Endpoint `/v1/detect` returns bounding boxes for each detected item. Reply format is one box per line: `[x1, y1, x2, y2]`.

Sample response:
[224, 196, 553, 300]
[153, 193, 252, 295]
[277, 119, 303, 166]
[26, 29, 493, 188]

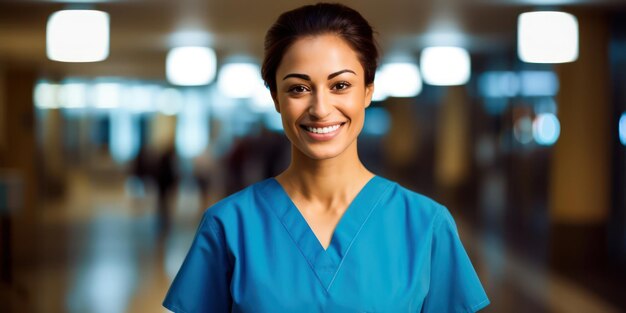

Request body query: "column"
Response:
[550, 11, 611, 269]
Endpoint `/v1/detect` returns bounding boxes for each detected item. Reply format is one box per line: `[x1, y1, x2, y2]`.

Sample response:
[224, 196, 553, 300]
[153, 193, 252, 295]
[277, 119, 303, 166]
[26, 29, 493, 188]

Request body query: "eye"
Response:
[332, 81, 352, 91]
[288, 85, 310, 95]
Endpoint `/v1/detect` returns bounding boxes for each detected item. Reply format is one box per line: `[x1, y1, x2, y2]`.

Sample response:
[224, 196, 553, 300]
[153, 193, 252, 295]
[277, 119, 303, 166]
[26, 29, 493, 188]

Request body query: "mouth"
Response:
[300, 122, 346, 134]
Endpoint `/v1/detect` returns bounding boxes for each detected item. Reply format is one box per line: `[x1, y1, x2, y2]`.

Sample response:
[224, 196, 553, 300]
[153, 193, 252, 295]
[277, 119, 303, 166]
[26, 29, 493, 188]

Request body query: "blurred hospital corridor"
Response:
[2, 0, 626, 312]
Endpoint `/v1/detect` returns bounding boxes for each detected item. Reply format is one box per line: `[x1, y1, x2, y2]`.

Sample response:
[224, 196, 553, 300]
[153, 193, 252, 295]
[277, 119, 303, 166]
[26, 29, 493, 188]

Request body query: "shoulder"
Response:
[376, 176, 449, 224]
[200, 178, 274, 225]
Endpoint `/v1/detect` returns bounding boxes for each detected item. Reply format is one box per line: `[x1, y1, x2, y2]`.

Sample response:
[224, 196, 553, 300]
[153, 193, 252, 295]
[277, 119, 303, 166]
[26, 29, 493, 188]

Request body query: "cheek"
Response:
[278, 98, 306, 119]
[351, 111, 366, 130]
[278, 105, 296, 122]
[346, 95, 368, 120]
[278, 105, 302, 135]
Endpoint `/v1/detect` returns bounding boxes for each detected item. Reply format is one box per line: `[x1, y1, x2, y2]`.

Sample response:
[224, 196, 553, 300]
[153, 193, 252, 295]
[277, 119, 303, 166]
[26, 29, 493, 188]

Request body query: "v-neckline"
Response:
[259, 175, 391, 291]
[277, 175, 376, 251]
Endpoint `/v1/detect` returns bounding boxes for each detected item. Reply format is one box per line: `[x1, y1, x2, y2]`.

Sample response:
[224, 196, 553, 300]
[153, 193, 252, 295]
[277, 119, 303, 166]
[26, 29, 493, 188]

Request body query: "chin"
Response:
[299, 145, 350, 161]
[306, 152, 340, 160]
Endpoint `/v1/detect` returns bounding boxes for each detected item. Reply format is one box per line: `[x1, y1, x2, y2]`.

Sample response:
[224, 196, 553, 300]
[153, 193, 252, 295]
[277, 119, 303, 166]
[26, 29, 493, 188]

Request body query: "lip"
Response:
[300, 121, 346, 128]
[300, 122, 346, 141]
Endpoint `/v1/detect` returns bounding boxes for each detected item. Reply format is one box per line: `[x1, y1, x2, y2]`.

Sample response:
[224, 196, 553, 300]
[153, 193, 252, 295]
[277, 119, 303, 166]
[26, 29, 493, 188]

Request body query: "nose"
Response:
[308, 90, 332, 119]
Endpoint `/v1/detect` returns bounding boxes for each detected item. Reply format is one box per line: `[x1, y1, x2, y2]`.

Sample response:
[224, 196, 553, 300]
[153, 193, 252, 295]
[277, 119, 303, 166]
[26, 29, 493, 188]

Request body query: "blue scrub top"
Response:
[163, 176, 489, 313]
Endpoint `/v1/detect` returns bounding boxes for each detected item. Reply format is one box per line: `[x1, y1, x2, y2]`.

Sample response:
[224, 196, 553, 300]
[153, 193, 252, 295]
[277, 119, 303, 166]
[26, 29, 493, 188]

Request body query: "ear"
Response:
[271, 92, 281, 113]
[364, 83, 374, 108]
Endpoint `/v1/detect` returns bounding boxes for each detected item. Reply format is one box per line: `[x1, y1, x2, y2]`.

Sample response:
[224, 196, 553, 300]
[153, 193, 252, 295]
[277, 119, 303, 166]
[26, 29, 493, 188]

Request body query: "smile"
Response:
[299, 122, 346, 141]
[304, 123, 343, 134]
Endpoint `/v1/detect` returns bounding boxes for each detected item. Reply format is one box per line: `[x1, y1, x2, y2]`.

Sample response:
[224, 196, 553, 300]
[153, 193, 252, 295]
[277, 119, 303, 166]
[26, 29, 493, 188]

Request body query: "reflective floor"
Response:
[1, 168, 623, 313]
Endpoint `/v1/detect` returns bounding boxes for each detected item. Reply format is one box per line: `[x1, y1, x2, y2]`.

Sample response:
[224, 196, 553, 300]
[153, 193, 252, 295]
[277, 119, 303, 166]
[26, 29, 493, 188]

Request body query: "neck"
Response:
[276, 141, 374, 212]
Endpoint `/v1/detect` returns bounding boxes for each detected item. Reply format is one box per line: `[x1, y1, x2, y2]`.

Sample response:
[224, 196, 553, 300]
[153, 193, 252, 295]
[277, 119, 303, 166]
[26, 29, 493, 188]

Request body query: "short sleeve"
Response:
[163, 214, 232, 313]
[421, 207, 490, 313]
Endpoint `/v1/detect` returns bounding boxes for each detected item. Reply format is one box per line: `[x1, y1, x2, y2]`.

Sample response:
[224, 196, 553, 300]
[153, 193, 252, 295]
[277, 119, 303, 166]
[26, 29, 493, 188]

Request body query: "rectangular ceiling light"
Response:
[375, 62, 422, 99]
[420, 46, 471, 86]
[217, 63, 262, 98]
[518, 11, 578, 63]
[46, 10, 110, 62]
[166, 47, 217, 86]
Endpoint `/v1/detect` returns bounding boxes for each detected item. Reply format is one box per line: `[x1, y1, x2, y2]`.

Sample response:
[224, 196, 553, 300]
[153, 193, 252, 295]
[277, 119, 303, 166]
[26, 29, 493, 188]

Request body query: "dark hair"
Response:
[261, 3, 379, 94]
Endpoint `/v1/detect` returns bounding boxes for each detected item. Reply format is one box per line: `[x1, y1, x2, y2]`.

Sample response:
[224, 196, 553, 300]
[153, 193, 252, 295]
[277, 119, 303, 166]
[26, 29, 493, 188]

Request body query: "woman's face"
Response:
[273, 34, 374, 161]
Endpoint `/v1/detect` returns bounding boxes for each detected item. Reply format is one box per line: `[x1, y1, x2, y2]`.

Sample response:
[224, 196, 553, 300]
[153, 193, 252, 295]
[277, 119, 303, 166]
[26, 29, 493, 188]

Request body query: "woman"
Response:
[163, 3, 489, 312]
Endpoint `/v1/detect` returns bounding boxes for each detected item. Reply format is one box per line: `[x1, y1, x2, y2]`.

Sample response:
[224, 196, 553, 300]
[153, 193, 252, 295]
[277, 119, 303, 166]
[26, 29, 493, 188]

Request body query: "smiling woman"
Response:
[274, 34, 372, 160]
[163, 3, 489, 313]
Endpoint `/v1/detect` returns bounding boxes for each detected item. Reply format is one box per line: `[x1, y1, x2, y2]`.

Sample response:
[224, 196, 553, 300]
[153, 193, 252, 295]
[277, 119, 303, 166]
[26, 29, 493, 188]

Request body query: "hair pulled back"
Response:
[261, 3, 379, 94]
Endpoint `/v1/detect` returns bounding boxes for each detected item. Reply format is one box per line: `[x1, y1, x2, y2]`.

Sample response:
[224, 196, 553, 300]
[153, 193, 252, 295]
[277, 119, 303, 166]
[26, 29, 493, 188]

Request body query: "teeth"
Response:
[305, 124, 341, 134]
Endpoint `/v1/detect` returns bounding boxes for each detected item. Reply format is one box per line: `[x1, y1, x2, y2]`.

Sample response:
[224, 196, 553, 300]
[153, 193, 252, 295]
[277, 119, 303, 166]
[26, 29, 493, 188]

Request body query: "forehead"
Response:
[276, 34, 364, 78]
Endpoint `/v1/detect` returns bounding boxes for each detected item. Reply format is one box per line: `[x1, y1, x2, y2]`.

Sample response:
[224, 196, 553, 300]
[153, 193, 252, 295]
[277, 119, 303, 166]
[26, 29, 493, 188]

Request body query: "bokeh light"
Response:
[374, 62, 422, 98]
[478, 71, 520, 98]
[58, 81, 88, 109]
[533, 113, 561, 146]
[33, 81, 60, 109]
[217, 63, 263, 99]
[362, 107, 391, 136]
[514, 116, 534, 145]
[175, 90, 208, 158]
[46, 10, 110, 62]
[166, 47, 217, 86]
[92, 82, 122, 109]
[519, 71, 559, 97]
[518, 11, 578, 63]
[420, 46, 471, 86]
[156, 88, 183, 116]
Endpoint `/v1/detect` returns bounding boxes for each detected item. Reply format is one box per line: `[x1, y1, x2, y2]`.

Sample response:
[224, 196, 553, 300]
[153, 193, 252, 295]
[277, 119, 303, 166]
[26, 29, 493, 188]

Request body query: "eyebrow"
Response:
[282, 69, 357, 81]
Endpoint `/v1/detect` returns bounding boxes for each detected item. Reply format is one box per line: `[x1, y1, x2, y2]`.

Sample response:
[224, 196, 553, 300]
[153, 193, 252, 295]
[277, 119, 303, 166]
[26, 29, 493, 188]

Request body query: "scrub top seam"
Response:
[257, 181, 332, 295]
[469, 298, 490, 312]
[432, 204, 447, 234]
[165, 303, 189, 313]
[206, 216, 234, 271]
[325, 182, 394, 291]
